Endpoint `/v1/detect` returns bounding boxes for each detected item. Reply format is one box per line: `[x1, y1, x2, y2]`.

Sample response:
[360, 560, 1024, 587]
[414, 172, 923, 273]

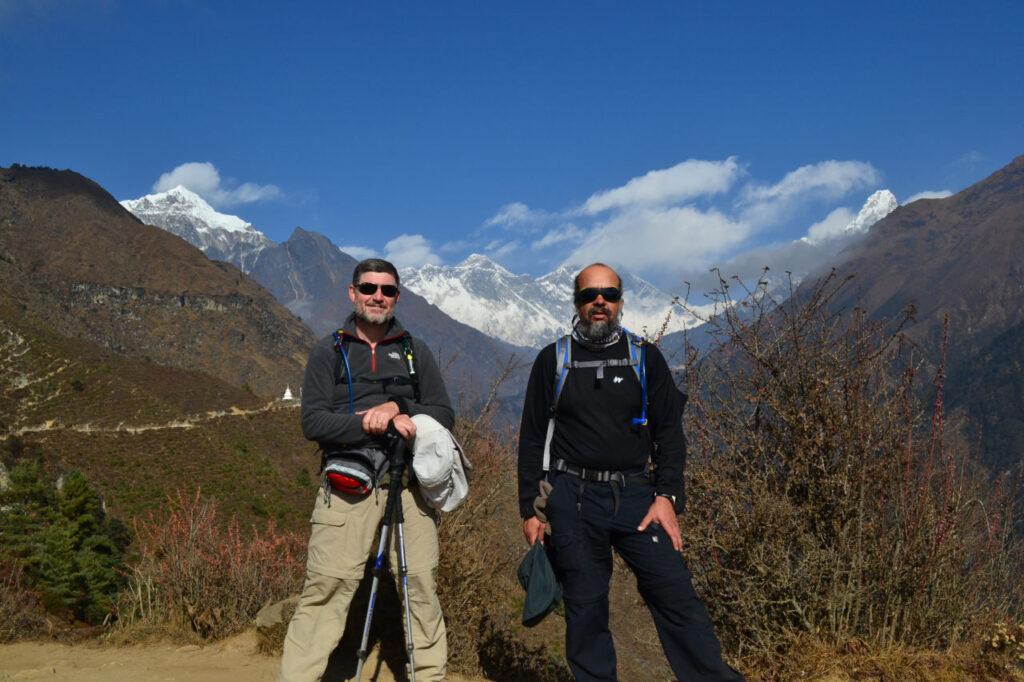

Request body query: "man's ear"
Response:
[348, 284, 357, 304]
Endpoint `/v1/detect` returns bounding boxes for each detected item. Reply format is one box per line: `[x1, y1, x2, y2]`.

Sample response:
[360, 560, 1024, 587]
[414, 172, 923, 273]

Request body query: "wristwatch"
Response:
[656, 492, 677, 506]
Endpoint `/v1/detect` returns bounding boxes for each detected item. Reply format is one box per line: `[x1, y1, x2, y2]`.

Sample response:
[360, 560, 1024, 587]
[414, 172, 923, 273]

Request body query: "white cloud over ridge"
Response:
[905, 189, 952, 203]
[339, 245, 378, 261]
[564, 206, 750, 274]
[484, 202, 546, 227]
[738, 160, 881, 227]
[385, 234, 441, 269]
[582, 157, 743, 214]
[466, 155, 885, 293]
[153, 162, 281, 207]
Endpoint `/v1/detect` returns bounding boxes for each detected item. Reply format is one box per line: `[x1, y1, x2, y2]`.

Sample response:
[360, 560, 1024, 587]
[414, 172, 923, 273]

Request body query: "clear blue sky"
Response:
[3, 1, 1022, 292]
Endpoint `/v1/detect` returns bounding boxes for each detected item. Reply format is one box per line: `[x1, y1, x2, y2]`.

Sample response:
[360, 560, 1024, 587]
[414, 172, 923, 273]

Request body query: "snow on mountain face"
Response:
[401, 255, 697, 348]
[845, 190, 898, 236]
[120, 186, 273, 271]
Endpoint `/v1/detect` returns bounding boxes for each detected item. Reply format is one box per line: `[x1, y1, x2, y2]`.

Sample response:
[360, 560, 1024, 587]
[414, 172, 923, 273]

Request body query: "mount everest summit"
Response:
[119, 185, 898, 350]
[400, 256, 697, 348]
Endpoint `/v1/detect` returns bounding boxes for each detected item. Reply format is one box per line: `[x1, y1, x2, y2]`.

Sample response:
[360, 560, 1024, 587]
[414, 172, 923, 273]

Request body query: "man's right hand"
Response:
[523, 516, 546, 546]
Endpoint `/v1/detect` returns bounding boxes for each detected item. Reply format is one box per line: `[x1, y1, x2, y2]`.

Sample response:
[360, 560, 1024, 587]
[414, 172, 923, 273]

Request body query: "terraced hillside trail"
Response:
[0, 629, 484, 682]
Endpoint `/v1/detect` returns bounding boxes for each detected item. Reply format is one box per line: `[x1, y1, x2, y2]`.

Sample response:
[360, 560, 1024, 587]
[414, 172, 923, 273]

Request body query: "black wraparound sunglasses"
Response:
[574, 287, 621, 304]
[355, 282, 399, 298]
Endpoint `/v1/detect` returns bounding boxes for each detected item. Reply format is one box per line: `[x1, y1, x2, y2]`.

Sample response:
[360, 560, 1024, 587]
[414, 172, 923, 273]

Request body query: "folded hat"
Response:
[517, 541, 562, 627]
[410, 414, 471, 512]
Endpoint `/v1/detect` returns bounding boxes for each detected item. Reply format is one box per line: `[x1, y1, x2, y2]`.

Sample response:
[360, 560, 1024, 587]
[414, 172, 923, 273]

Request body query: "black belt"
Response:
[552, 458, 650, 515]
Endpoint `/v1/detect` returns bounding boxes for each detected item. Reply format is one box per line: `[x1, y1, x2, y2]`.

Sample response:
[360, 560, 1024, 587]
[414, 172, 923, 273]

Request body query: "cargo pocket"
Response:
[545, 476, 583, 575]
[306, 492, 370, 579]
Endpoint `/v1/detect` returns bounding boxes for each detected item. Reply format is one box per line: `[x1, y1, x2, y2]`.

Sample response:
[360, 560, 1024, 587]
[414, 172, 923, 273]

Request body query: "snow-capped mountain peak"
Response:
[846, 189, 898, 236]
[401, 256, 696, 348]
[120, 186, 273, 271]
[122, 185, 254, 234]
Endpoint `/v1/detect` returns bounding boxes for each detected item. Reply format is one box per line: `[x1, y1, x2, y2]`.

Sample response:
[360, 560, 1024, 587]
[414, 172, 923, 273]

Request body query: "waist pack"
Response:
[321, 446, 389, 496]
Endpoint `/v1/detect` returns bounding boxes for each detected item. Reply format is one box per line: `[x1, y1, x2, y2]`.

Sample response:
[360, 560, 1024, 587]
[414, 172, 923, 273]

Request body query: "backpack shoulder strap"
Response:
[625, 330, 648, 426]
[332, 330, 355, 414]
[400, 331, 422, 403]
[543, 335, 572, 473]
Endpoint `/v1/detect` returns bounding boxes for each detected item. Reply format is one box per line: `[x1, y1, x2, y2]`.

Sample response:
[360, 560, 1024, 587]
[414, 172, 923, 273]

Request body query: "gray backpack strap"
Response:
[543, 335, 572, 473]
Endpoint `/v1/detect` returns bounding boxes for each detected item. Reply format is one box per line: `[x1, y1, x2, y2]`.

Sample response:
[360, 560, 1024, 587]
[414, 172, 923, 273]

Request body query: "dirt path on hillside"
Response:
[0, 630, 481, 682]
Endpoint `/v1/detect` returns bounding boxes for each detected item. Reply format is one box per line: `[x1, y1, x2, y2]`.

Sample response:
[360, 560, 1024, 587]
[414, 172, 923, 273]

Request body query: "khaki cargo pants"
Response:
[277, 486, 446, 682]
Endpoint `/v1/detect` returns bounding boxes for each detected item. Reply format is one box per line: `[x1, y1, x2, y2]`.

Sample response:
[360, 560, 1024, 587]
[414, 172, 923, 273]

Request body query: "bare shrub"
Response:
[116, 488, 306, 640]
[679, 270, 1024, 669]
[0, 560, 48, 642]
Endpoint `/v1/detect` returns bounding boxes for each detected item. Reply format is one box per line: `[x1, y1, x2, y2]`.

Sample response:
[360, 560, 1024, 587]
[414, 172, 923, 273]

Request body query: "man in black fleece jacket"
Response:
[518, 263, 743, 681]
[278, 258, 454, 682]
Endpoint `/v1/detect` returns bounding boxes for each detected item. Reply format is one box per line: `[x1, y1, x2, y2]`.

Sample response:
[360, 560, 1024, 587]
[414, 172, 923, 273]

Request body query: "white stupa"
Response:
[282, 386, 294, 401]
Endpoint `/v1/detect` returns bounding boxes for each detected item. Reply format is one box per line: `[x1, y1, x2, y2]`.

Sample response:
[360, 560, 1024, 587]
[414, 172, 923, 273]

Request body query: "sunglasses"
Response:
[355, 282, 399, 298]
[574, 287, 621, 304]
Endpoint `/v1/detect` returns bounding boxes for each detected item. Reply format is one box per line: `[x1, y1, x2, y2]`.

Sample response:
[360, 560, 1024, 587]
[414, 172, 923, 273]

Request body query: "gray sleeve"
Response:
[300, 338, 367, 445]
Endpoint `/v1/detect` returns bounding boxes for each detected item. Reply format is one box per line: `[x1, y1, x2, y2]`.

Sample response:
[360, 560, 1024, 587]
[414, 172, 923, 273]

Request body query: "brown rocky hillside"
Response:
[0, 165, 316, 398]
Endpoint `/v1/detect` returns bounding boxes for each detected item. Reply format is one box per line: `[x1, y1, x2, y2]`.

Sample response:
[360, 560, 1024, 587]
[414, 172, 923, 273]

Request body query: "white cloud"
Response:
[384, 234, 441, 269]
[532, 223, 586, 249]
[739, 160, 881, 227]
[582, 157, 742, 214]
[339, 245, 378, 261]
[484, 202, 546, 228]
[564, 205, 750, 275]
[804, 206, 856, 243]
[153, 162, 281, 207]
[486, 240, 520, 259]
[905, 189, 952, 204]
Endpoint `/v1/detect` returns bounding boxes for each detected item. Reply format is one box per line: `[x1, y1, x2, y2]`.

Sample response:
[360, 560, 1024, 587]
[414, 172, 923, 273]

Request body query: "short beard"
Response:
[576, 307, 622, 344]
[355, 306, 394, 327]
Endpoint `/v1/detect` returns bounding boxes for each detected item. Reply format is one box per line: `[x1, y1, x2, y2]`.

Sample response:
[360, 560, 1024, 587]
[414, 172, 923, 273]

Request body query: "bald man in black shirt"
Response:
[518, 263, 743, 682]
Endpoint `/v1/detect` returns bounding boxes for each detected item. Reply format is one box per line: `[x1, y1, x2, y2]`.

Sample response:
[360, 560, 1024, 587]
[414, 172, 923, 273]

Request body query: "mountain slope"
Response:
[816, 155, 1024, 471]
[0, 165, 316, 398]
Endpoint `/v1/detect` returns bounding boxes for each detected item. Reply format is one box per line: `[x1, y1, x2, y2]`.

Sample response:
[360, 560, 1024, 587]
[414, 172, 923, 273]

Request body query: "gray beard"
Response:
[355, 307, 394, 327]
[575, 309, 622, 344]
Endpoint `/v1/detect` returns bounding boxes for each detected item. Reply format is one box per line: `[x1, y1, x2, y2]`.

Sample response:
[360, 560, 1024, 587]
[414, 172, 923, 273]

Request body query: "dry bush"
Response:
[0, 560, 48, 642]
[436, 355, 572, 679]
[679, 270, 1024, 670]
[116, 488, 306, 640]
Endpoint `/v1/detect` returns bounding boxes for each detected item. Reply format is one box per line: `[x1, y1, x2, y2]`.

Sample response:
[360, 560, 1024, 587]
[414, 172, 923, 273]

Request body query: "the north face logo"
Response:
[388, 351, 401, 360]
[613, 376, 624, 384]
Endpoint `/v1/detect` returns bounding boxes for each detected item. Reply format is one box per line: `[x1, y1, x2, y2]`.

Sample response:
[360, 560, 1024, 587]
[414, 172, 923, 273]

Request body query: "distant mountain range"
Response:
[400, 255, 698, 348]
[120, 187, 534, 397]
[120, 186, 699, 348]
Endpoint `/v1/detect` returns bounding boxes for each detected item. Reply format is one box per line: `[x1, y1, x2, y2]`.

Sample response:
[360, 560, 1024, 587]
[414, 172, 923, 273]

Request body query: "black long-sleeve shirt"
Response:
[301, 314, 454, 448]
[517, 335, 687, 518]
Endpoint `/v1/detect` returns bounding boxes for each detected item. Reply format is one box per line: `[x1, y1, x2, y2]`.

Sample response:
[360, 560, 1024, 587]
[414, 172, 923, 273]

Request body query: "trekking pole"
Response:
[355, 435, 403, 682]
[354, 430, 417, 682]
[391, 447, 417, 682]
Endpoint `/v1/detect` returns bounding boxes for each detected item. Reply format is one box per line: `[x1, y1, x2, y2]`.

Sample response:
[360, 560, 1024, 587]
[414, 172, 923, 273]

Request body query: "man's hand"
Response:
[391, 413, 416, 439]
[358, 401, 400, 435]
[523, 516, 546, 546]
[637, 496, 682, 551]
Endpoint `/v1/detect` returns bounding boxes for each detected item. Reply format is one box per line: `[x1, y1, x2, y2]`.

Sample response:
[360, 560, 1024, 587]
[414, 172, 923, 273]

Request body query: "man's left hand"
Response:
[637, 496, 682, 551]
[358, 401, 401, 435]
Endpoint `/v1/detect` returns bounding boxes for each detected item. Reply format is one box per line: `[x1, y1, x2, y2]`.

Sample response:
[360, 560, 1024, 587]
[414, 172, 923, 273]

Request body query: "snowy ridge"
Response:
[401, 255, 696, 348]
[121, 186, 273, 271]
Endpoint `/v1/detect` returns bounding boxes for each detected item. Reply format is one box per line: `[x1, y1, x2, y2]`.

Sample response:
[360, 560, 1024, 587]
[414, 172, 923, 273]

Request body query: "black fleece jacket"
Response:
[517, 335, 687, 518]
[301, 314, 454, 448]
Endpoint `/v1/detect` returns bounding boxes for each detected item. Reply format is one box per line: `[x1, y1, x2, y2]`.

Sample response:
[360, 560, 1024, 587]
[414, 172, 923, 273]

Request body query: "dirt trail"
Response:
[0, 630, 481, 682]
